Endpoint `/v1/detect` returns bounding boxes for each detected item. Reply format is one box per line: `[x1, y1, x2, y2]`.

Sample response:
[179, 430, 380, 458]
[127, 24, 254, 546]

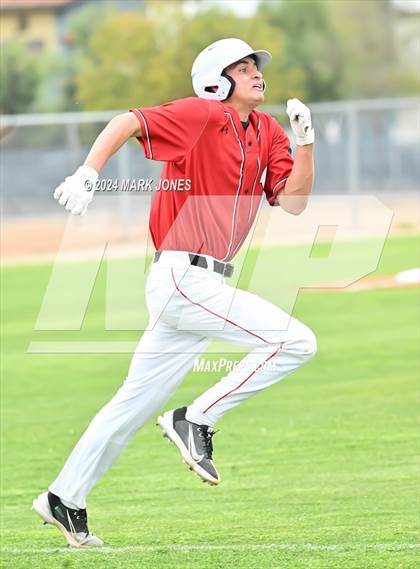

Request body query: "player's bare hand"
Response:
[53, 165, 98, 216]
[286, 98, 315, 146]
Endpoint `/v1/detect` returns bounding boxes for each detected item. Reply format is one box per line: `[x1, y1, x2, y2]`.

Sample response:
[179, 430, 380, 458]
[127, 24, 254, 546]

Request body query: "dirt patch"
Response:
[1, 214, 148, 266]
[1, 194, 419, 267]
[307, 274, 419, 292]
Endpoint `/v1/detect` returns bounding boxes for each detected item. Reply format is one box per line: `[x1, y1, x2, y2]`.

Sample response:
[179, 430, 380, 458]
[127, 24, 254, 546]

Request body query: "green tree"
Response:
[260, 0, 342, 102]
[260, 0, 417, 101]
[327, 0, 405, 99]
[59, 2, 117, 110]
[158, 6, 305, 104]
[75, 4, 305, 110]
[0, 42, 41, 114]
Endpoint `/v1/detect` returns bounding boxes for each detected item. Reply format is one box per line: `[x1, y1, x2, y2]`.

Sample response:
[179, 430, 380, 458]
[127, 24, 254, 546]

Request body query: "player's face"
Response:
[224, 57, 264, 107]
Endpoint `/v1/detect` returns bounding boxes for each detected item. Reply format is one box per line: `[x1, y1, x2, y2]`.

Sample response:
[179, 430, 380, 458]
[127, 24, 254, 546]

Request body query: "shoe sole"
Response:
[157, 411, 220, 486]
[32, 493, 102, 549]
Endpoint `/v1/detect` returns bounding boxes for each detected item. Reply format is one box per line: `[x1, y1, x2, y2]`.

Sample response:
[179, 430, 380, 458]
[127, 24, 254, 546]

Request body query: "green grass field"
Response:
[1, 236, 419, 569]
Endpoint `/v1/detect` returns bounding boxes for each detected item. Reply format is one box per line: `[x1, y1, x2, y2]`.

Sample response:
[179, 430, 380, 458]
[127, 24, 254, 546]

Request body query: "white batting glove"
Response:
[53, 165, 98, 216]
[286, 98, 315, 146]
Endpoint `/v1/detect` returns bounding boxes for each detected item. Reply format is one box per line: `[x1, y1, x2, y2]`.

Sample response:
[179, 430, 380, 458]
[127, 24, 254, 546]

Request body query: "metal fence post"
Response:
[117, 143, 131, 240]
[348, 103, 360, 229]
[0, 99, 418, 221]
[66, 122, 81, 171]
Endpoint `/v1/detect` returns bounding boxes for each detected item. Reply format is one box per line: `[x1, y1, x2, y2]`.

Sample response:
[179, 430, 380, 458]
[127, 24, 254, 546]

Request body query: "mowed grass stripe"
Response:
[1, 543, 419, 554]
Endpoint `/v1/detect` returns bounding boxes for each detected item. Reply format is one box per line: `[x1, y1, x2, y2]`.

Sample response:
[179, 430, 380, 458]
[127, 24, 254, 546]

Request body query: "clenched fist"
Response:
[53, 165, 98, 216]
[286, 98, 315, 146]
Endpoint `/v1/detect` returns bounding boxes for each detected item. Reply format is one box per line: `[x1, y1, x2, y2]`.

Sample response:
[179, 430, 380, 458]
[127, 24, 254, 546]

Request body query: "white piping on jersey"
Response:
[136, 109, 153, 159]
[230, 156, 261, 259]
[221, 112, 245, 262]
[272, 176, 289, 193]
[230, 191, 265, 260]
[230, 117, 262, 259]
[248, 116, 261, 224]
[247, 156, 261, 223]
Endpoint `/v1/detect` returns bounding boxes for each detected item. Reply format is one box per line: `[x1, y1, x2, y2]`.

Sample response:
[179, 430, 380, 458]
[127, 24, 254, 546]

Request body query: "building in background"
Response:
[0, 0, 140, 53]
[0, 0, 144, 112]
[0, 0, 84, 53]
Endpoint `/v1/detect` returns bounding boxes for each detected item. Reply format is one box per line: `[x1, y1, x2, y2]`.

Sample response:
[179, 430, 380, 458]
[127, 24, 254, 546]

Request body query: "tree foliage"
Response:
[260, 0, 342, 101]
[0, 42, 41, 114]
[75, 6, 305, 110]
[261, 0, 418, 101]
[2, 0, 418, 113]
[58, 2, 117, 110]
[327, 0, 400, 99]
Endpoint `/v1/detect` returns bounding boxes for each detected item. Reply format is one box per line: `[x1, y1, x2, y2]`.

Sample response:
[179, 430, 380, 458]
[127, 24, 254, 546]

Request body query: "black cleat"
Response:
[157, 407, 221, 485]
[32, 491, 103, 548]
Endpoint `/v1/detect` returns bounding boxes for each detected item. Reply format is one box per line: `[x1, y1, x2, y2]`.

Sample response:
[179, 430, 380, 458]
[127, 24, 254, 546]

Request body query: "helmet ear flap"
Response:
[219, 73, 265, 99]
[221, 72, 236, 100]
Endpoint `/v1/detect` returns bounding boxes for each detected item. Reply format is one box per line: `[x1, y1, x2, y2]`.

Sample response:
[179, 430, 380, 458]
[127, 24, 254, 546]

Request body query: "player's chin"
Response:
[250, 90, 264, 104]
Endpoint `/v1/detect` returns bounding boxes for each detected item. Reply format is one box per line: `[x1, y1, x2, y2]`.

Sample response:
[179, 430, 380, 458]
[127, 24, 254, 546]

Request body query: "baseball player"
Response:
[33, 38, 316, 548]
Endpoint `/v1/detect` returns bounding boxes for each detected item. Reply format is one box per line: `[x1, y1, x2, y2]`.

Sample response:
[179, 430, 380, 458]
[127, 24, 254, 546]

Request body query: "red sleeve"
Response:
[129, 97, 211, 162]
[263, 117, 294, 207]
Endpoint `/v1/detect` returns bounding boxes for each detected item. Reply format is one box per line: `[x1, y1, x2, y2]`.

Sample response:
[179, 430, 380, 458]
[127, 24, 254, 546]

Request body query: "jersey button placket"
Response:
[243, 132, 253, 195]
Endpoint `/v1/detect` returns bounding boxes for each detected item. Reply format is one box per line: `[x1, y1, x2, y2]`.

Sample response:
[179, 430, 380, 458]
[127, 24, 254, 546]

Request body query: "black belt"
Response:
[154, 251, 234, 278]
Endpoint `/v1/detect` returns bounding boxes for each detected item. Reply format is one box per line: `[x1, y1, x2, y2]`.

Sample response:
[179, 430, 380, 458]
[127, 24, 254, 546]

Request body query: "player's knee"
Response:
[282, 324, 317, 361]
[300, 327, 317, 360]
[265, 321, 317, 360]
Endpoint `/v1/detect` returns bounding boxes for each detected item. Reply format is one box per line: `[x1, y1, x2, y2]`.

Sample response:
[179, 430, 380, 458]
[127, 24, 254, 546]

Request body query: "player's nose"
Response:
[252, 68, 263, 80]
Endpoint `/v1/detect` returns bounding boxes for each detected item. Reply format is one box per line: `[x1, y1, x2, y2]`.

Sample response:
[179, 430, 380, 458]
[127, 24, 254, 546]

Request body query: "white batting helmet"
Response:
[191, 38, 272, 101]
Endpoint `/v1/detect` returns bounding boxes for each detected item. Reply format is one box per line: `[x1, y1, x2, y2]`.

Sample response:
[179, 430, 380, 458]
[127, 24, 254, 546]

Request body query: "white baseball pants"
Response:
[49, 251, 317, 508]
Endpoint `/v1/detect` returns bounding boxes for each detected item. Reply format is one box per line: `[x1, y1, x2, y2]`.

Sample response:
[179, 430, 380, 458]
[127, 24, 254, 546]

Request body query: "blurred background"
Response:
[0, 0, 419, 262]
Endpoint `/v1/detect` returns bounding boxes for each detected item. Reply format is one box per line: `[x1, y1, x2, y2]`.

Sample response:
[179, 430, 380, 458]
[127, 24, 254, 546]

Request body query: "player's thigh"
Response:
[154, 267, 312, 349]
[127, 318, 210, 381]
[214, 285, 313, 348]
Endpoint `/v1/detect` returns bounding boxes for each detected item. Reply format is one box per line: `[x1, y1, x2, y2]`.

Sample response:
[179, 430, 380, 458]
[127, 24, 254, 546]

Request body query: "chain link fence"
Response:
[1, 98, 419, 218]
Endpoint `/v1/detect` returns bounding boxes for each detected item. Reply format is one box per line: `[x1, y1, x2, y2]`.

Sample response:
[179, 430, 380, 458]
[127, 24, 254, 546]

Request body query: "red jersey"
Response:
[130, 98, 293, 262]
